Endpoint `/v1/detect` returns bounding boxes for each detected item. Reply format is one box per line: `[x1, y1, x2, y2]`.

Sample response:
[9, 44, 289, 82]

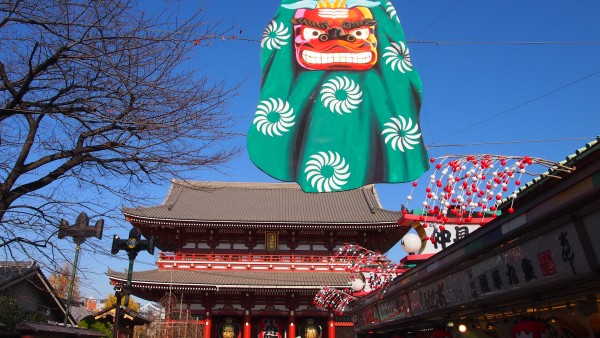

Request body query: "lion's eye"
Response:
[349, 28, 370, 39]
[302, 27, 325, 40]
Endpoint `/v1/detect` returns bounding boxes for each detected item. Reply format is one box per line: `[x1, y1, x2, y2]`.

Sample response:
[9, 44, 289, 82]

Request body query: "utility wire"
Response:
[427, 137, 598, 149]
[408, 0, 465, 40]
[194, 34, 600, 46]
[428, 69, 600, 146]
[409, 40, 600, 46]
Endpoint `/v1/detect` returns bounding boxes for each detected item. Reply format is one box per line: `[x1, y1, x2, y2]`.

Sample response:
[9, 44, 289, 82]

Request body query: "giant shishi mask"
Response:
[292, 6, 378, 70]
[247, 0, 430, 193]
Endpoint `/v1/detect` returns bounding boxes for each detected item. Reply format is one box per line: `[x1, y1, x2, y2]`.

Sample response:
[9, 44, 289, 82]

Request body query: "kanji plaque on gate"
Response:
[266, 231, 278, 254]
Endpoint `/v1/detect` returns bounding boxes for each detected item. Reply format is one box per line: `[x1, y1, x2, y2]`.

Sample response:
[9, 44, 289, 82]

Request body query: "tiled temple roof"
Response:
[122, 180, 402, 225]
[107, 268, 354, 289]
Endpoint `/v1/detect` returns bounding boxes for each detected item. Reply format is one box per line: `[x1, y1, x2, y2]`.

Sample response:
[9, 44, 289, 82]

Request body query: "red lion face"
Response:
[291, 7, 378, 71]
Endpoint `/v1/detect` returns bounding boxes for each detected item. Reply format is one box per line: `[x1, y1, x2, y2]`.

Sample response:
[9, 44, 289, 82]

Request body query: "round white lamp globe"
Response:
[401, 233, 422, 254]
[351, 278, 365, 292]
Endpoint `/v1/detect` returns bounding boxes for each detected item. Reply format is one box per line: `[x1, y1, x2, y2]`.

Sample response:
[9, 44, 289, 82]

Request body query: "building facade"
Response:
[108, 181, 407, 338]
[0, 261, 74, 326]
[347, 137, 600, 337]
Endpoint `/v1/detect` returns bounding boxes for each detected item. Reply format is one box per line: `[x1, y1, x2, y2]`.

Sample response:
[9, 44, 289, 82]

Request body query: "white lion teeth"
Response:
[320, 76, 363, 114]
[304, 151, 350, 192]
[381, 115, 422, 152]
[301, 50, 373, 65]
[317, 9, 350, 19]
[253, 98, 296, 137]
[383, 41, 413, 73]
[261, 20, 290, 50]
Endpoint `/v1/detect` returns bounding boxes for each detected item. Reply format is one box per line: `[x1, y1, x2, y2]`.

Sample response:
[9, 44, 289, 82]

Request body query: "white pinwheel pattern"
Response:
[261, 20, 290, 50]
[383, 41, 413, 73]
[253, 98, 296, 137]
[304, 151, 351, 192]
[382, 115, 422, 152]
[320, 76, 363, 114]
[385, 2, 400, 22]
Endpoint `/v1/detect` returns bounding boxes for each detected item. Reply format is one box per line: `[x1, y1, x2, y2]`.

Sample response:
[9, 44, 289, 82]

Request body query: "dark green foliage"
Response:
[79, 315, 113, 338]
[0, 295, 48, 332]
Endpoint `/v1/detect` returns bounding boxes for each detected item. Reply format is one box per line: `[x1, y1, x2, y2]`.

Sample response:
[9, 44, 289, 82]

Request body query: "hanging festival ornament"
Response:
[396, 154, 574, 249]
[314, 243, 406, 314]
[313, 287, 357, 315]
[402, 154, 572, 230]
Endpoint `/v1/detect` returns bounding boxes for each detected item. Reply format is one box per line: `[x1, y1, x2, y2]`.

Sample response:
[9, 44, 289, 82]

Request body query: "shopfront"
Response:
[348, 138, 600, 337]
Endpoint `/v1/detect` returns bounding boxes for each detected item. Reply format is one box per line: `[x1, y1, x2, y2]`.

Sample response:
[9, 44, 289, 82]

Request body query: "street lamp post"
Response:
[110, 227, 154, 337]
[112, 285, 124, 338]
[58, 212, 104, 327]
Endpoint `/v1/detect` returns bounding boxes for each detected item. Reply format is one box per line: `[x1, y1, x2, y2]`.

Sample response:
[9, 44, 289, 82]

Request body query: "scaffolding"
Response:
[142, 293, 204, 338]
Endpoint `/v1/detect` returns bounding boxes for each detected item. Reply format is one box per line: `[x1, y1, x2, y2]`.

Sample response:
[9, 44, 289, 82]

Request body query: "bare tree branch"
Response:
[0, 0, 242, 268]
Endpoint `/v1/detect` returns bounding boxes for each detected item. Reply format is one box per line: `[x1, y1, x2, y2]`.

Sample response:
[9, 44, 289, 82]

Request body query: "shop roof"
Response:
[500, 135, 600, 206]
[16, 321, 106, 337]
[0, 261, 38, 288]
[0, 261, 76, 326]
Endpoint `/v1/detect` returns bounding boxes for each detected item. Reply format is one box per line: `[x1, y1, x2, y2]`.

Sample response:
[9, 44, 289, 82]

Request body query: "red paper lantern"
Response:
[511, 319, 547, 338]
[431, 329, 452, 338]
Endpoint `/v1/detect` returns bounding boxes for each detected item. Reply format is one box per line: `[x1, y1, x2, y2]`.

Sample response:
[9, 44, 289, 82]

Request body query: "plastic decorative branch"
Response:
[313, 244, 403, 314]
[406, 154, 573, 225]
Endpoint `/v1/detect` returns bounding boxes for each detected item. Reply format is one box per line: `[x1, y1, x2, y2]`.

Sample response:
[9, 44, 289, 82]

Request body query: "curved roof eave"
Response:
[121, 181, 403, 224]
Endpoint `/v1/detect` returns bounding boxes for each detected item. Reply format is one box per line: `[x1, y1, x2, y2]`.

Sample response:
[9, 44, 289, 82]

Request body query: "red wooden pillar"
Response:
[204, 316, 212, 338]
[327, 316, 335, 338]
[244, 313, 252, 338]
[288, 312, 296, 338]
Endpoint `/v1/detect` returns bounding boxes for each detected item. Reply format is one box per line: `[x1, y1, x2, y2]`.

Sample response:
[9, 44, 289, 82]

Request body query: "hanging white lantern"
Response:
[401, 233, 422, 254]
[351, 278, 365, 292]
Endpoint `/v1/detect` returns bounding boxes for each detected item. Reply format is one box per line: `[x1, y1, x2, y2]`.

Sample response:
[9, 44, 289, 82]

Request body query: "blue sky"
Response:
[77, 0, 600, 301]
